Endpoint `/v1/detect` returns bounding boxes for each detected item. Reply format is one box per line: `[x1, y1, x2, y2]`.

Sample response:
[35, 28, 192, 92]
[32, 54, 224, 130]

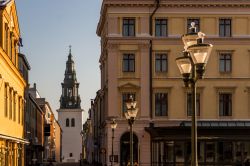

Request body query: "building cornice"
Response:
[102, 0, 250, 7]
[97, 0, 250, 36]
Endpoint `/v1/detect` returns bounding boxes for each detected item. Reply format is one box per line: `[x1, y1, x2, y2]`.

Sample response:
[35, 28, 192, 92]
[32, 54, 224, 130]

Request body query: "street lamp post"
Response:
[110, 119, 117, 166]
[124, 96, 138, 166]
[176, 22, 213, 166]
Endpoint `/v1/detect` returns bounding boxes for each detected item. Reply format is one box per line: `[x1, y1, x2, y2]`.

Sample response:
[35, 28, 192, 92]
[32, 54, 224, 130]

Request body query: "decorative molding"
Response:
[106, 42, 119, 50]
[216, 50, 235, 53]
[118, 82, 140, 90]
[102, 1, 250, 9]
[182, 86, 205, 93]
[108, 33, 122, 37]
[138, 42, 150, 50]
[214, 86, 237, 92]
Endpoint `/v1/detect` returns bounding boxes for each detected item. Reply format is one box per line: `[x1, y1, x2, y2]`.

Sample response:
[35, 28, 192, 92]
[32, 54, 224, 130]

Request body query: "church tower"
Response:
[57, 47, 83, 162]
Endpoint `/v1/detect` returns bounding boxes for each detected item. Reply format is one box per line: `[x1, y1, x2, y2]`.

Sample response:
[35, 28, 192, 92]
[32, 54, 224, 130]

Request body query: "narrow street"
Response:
[55, 162, 80, 166]
[53, 162, 93, 166]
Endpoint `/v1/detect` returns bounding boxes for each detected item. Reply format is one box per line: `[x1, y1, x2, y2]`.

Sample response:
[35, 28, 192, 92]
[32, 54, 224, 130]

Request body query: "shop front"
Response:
[146, 121, 250, 166]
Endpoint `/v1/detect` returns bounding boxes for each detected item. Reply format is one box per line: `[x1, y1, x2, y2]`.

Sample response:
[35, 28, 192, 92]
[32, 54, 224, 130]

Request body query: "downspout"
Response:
[149, 0, 160, 119]
[149, 1, 160, 166]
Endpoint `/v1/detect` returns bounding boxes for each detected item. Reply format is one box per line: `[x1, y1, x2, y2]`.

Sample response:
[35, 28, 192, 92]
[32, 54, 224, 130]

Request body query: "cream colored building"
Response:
[0, 0, 27, 165]
[91, 0, 250, 166]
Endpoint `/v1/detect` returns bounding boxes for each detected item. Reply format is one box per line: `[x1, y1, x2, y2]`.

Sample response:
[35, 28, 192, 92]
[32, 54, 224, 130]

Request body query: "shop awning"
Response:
[145, 121, 250, 141]
[0, 134, 30, 144]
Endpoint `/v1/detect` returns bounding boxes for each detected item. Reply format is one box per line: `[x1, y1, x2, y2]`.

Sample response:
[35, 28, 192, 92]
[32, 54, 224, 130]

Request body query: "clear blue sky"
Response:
[16, 0, 102, 122]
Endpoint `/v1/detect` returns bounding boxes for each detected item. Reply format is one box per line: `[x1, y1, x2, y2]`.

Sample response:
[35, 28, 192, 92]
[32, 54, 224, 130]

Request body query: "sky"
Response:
[15, 0, 102, 122]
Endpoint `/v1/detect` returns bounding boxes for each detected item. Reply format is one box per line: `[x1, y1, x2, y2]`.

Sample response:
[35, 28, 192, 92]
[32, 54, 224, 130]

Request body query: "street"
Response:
[54, 162, 80, 166]
[52, 162, 94, 166]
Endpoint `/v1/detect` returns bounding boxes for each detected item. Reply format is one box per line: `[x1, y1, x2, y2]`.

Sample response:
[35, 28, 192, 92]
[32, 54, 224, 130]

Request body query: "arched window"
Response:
[66, 118, 69, 127]
[71, 118, 75, 127]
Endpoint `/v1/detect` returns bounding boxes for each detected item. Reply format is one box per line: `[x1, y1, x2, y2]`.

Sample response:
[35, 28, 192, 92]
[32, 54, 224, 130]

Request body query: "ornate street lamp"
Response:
[124, 96, 138, 166]
[110, 119, 117, 166]
[176, 22, 213, 166]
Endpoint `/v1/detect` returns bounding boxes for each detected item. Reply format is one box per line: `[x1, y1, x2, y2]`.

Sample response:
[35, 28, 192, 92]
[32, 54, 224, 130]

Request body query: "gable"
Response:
[118, 82, 140, 90]
[2, 0, 20, 37]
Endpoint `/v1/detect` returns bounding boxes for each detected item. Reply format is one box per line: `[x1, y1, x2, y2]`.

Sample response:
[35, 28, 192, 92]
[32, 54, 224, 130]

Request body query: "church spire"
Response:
[68, 45, 72, 59]
[60, 46, 81, 109]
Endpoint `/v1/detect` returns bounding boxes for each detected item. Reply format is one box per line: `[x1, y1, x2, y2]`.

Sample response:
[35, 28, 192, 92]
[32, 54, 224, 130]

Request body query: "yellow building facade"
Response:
[0, 0, 27, 166]
[93, 0, 250, 165]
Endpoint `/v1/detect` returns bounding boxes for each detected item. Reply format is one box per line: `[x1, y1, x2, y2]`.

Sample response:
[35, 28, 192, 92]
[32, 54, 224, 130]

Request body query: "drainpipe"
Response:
[149, 0, 160, 119]
[149, 1, 160, 166]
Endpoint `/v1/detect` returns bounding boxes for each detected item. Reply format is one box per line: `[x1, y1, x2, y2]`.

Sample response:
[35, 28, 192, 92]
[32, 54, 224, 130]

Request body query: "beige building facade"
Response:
[92, 0, 250, 166]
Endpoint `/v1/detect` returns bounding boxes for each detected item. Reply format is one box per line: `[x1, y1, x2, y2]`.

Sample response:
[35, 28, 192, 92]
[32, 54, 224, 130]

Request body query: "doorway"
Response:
[120, 132, 138, 166]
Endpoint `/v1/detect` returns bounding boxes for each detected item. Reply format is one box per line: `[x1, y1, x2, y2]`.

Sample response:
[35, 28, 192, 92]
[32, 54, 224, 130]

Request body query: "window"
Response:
[4, 23, 8, 52]
[217, 142, 233, 161]
[219, 19, 231, 37]
[122, 93, 136, 113]
[155, 93, 168, 116]
[155, 53, 167, 72]
[14, 41, 17, 66]
[123, 18, 135, 36]
[9, 88, 12, 119]
[18, 97, 21, 123]
[187, 93, 200, 116]
[69, 153, 73, 157]
[219, 93, 232, 116]
[4, 84, 8, 117]
[155, 19, 168, 37]
[21, 99, 24, 125]
[187, 18, 200, 32]
[10, 33, 12, 60]
[66, 118, 69, 127]
[13, 92, 16, 121]
[71, 118, 75, 127]
[123, 54, 135, 72]
[219, 53, 232, 72]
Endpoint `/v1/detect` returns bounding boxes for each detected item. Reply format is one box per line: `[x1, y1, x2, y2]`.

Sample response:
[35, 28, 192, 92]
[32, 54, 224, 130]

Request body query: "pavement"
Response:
[39, 161, 94, 166]
[53, 162, 92, 166]
[54, 162, 80, 166]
